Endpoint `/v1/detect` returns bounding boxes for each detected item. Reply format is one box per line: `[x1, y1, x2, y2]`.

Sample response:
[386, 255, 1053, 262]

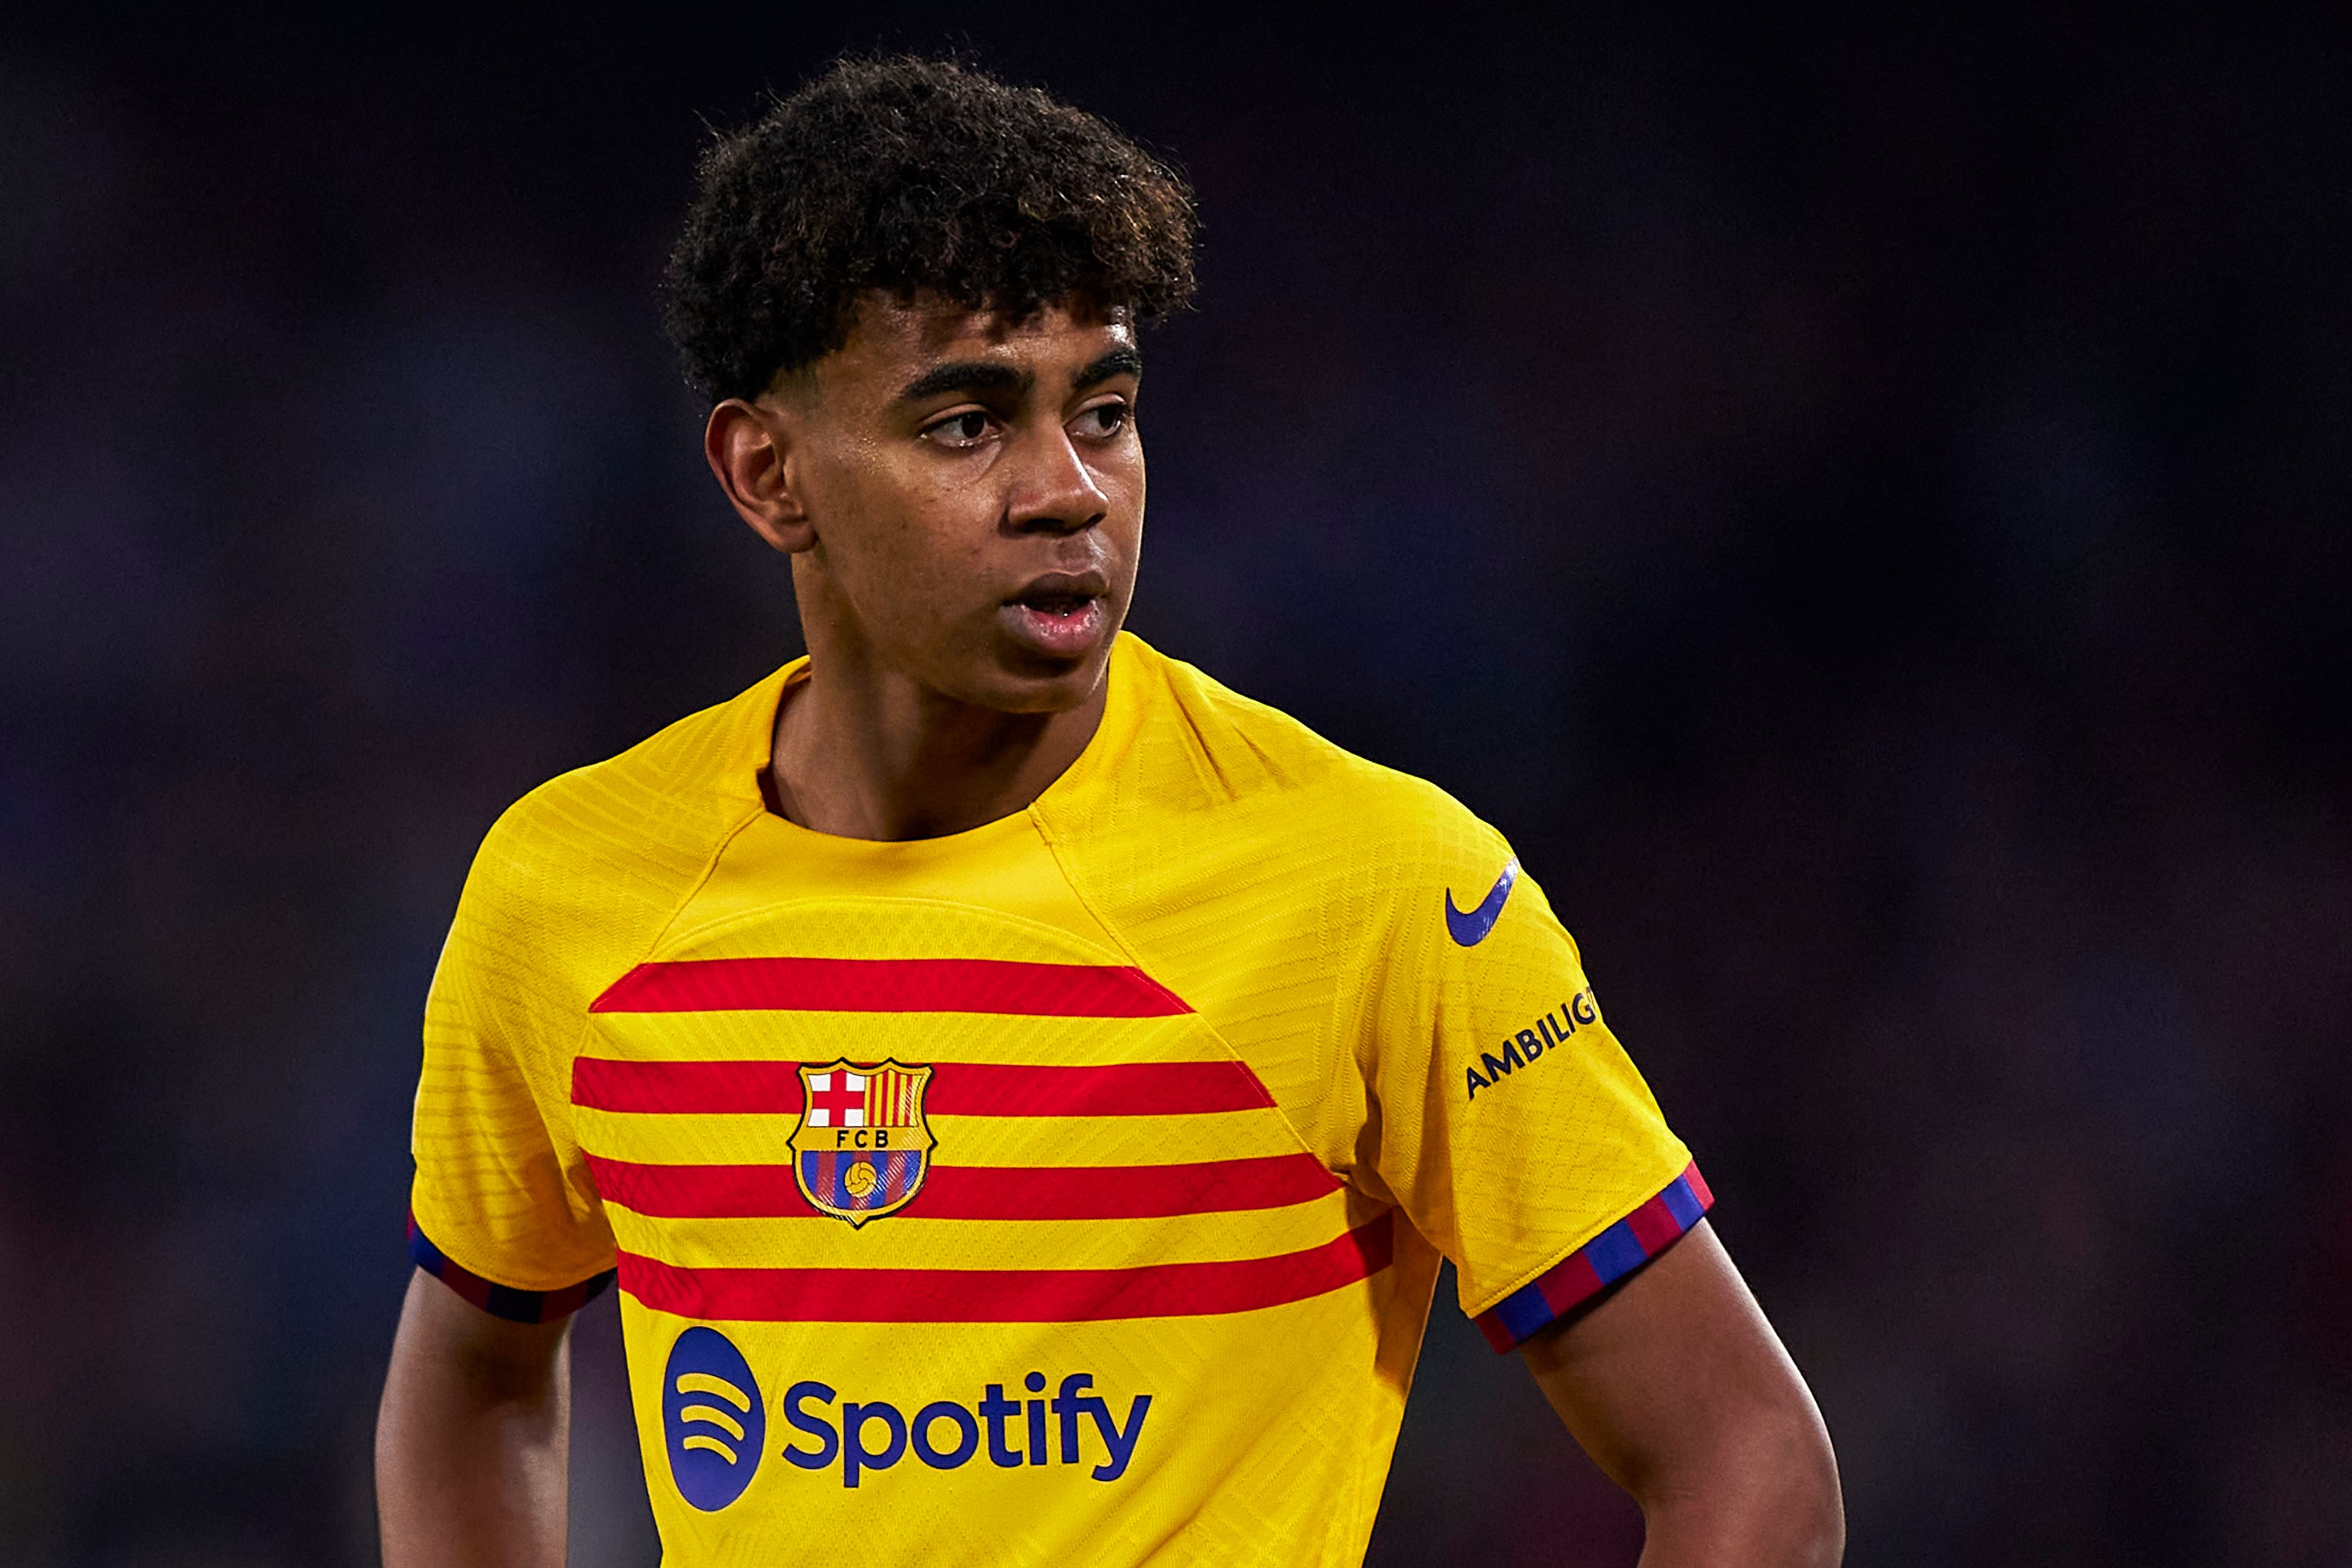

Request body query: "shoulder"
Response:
[451, 670, 782, 978]
[1111, 637, 1511, 885]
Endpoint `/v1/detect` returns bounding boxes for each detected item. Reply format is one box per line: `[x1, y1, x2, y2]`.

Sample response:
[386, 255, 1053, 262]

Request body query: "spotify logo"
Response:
[662, 1326, 765, 1510]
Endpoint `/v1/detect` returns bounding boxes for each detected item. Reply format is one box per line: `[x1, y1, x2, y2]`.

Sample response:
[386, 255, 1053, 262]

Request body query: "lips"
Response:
[1002, 570, 1111, 660]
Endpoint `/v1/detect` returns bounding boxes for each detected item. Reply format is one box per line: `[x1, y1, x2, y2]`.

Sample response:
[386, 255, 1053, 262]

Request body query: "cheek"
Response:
[1099, 452, 1147, 556]
[1095, 434, 1145, 493]
[831, 466, 995, 610]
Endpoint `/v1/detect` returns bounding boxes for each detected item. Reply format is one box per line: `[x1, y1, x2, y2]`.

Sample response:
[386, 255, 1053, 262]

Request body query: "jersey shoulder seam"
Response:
[1024, 801, 1343, 1182]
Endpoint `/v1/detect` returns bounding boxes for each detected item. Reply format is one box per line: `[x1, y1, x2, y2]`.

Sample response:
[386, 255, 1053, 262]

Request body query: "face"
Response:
[717, 295, 1145, 714]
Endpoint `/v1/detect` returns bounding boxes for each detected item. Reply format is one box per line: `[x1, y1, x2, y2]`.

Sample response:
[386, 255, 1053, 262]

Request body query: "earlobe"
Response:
[706, 398, 817, 554]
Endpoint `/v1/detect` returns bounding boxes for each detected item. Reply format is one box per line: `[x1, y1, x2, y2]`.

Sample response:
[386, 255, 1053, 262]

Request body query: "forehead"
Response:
[811, 294, 1136, 399]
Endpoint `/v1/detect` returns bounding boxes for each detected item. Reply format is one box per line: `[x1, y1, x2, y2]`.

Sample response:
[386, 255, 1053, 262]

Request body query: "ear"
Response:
[704, 397, 817, 554]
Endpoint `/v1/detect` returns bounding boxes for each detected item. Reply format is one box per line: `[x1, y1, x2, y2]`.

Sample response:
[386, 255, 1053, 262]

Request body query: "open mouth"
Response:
[1003, 572, 1110, 657]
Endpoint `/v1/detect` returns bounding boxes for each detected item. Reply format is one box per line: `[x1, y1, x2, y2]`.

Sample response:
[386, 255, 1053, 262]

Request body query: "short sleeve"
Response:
[406, 835, 617, 1323]
[1362, 831, 1710, 1351]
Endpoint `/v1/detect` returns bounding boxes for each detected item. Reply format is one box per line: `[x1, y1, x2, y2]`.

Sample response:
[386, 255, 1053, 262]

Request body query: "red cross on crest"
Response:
[807, 1076, 867, 1126]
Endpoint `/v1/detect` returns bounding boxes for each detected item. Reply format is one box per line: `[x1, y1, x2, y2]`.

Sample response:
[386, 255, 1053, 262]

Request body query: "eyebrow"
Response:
[897, 360, 1029, 403]
[1071, 345, 1145, 391]
[894, 344, 1144, 405]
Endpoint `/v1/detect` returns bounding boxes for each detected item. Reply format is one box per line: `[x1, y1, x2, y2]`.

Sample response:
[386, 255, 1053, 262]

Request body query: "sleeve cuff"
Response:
[406, 1209, 616, 1324]
[1474, 1161, 1714, 1352]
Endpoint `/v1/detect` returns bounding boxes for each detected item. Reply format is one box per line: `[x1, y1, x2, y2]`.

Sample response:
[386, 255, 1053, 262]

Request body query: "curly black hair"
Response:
[662, 56, 1199, 404]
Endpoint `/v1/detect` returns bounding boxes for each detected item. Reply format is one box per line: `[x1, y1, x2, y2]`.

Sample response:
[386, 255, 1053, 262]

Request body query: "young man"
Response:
[376, 57, 1842, 1567]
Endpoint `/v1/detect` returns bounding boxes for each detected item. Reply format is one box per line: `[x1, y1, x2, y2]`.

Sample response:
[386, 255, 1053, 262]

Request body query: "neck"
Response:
[767, 655, 1108, 841]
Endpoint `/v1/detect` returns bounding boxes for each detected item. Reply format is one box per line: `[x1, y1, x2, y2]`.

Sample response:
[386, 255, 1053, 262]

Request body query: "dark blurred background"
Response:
[4, 8, 2348, 1564]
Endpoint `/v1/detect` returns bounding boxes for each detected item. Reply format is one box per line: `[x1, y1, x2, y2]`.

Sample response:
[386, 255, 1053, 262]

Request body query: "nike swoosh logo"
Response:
[1445, 858, 1519, 947]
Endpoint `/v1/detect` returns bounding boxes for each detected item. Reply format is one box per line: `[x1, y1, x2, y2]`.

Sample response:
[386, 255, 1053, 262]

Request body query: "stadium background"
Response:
[4, 9, 2347, 1564]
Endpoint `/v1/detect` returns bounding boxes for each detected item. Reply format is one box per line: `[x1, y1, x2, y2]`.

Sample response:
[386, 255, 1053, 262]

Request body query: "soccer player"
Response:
[376, 56, 1842, 1567]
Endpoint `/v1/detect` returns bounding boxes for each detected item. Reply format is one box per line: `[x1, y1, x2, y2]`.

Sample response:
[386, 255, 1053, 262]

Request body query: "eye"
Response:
[1073, 400, 1130, 440]
[920, 409, 997, 447]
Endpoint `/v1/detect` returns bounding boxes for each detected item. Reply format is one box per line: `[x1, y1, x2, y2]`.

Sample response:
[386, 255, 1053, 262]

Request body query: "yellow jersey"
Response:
[407, 633, 1706, 1566]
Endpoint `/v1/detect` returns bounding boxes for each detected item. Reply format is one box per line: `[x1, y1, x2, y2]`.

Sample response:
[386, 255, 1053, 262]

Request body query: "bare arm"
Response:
[376, 1270, 573, 1568]
[1521, 1219, 1843, 1566]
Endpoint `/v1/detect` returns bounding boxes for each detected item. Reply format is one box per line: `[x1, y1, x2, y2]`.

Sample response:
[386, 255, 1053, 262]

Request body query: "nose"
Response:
[1005, 423, 1110, 536]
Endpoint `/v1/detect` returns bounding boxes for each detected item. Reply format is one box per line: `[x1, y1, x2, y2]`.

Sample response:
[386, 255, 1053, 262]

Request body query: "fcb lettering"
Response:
[781, 1372, 1152, 1487]
[1465, 988, 1599, 1101]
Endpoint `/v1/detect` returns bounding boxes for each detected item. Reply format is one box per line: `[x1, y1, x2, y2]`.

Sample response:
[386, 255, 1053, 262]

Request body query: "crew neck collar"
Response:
[717, 633, 1147, 847]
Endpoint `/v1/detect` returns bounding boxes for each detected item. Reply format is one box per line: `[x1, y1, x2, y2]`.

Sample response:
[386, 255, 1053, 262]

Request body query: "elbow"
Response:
[1790, 1418, 1846, 1566]
[1742, 1403, 1846, 1566]
[1635, 1400, 1845, 1566]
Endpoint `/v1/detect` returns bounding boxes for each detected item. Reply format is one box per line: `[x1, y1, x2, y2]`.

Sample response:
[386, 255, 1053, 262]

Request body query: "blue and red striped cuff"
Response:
[407, 1211, 616, 1324]
[1475, 1162, 1714, 1352]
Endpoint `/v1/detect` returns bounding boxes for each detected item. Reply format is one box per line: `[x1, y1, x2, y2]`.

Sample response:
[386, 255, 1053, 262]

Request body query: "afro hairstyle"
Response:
[662, 56, 1199, 404]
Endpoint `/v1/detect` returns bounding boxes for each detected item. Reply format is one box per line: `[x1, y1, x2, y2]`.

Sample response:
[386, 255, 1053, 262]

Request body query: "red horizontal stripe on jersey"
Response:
[944, 1060, 1275, 1116]
[570, 1058, 1275, 1116]
[584, 1151, 1343, 1221]
[614, 1211, 1393, 1323]
[916, 1155, 1339, 1219]
[591, 957, 1191, 1017]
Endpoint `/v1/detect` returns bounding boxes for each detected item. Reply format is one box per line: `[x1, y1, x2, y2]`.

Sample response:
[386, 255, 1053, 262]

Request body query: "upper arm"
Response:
[1351, 799, 1837, 1553]
[1356, 812, 1705, 1343]
[407, 814, 618, 1315]
[377, 1262, 574, 1568]
[1521, 1221, 1842, 1556]
[388, 1266, 573, 1400]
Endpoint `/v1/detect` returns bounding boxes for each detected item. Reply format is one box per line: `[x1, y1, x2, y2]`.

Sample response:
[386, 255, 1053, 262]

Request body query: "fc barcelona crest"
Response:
[789, 1059, 936, 1227]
